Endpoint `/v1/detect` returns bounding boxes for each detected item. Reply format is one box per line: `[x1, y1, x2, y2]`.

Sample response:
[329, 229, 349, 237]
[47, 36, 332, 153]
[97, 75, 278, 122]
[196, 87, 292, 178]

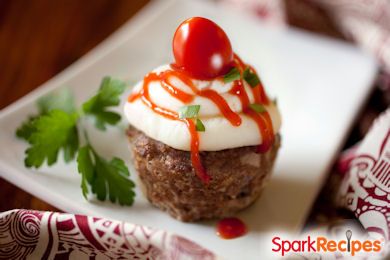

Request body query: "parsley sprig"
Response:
[82, 77, 125, 130]
[16, 88, 75, 141]
[77, 143, 135, 205]
[16, 77, 136, 206]
[25, 110, 79, 167]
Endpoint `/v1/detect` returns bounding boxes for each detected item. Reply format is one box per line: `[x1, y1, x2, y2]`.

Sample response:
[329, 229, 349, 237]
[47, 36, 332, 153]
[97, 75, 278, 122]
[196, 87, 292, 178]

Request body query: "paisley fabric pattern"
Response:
[0, 210, 42, 259]
[338, 109, 390, 241]
[0, 210, 216, 260]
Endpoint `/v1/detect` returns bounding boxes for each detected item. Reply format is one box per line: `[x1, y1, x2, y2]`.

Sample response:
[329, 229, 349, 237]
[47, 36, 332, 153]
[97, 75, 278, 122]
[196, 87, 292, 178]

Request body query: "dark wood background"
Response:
[0, 0, 149, 212]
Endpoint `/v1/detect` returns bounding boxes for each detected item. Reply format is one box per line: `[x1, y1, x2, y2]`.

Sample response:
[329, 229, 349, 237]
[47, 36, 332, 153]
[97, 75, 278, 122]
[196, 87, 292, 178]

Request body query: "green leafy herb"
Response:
[24, 110, 79, 168]
[16, 77, 135, 206]
[243, 67, 260, 87]
[178, 105, 201, 119]
[178, 105, 205, 132]
[82, 77, 126, 130]
[16, 88, 76, 141]
[77, 144, 135, 205]
[38, 88, 75, 114]
[77, 146, 94, 199]
[223, 67, 240, 83]
[272, 98, 278, 106]
[195, 118, 205, 132]
[249, 103, 266, 113]
[16, 116, 38, 141]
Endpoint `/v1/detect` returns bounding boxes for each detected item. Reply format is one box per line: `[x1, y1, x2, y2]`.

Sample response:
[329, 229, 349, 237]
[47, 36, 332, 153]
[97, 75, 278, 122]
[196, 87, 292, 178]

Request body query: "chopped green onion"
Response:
[249, 103, 266, 113]
[243, 67, 260, 87]
[195, 118, 205, 132]
[178, 105, 201, 119]
[223, 67, 240, 83]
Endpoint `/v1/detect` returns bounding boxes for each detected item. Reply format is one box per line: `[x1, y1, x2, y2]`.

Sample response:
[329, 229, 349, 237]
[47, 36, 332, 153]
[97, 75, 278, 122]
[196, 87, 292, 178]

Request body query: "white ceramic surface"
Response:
[0, 0, 377, 259]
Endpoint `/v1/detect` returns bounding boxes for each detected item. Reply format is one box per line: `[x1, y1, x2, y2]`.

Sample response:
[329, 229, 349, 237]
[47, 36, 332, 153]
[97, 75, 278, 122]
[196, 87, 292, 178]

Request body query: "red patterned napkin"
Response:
[337, 109, 390, 241]
[0, 209, 216, 259]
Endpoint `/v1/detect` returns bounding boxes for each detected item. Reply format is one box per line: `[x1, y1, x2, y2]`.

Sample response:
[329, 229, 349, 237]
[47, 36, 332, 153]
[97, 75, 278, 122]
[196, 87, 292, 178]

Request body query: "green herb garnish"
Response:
[195, 118, 206, 132]
[243, 67, 260, 87]
[16, 116, 38, 141]
[77, 144, 135, 205]
[249, 103, 266, 113]
[178, 105, 205, 132]
[37, 88, 76, 114]
[24, 110, 79, 167]
[82, 77, 125, 130]
[178, 105, 201, 119]
[16, 88, 75, 141]
[16, 77, 136, 206]
[223, 67, 240, 83]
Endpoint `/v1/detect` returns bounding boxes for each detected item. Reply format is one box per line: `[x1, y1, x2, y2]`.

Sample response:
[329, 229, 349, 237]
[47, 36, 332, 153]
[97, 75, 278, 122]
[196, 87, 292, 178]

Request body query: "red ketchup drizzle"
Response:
[128, 71, 210, 183]
[128, 54, 274, 183]
[216, 217, 247, 239]
[231, 54, 274, 152]
[199, 89, 241, 126]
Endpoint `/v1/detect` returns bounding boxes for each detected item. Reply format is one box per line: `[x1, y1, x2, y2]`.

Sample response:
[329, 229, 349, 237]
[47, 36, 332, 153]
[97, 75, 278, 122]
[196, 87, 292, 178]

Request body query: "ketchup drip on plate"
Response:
[128, 17, 275, 183]
[216, 217, 247, 239]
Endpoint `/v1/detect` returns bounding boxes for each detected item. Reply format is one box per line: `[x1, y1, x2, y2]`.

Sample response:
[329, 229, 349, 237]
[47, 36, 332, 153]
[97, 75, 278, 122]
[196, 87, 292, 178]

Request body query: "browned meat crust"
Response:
[127, 127, 281, 222]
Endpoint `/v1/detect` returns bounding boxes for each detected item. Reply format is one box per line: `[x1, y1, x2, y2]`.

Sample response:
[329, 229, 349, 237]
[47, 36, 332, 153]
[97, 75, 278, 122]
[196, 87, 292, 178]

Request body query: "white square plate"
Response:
[0, 0, 377, 259]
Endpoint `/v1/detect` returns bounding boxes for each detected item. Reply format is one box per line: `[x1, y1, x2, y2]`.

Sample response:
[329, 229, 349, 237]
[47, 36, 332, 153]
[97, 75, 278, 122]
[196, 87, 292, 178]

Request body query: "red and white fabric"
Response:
[0, 209, 216, 259]
[337, 109, 390, 241]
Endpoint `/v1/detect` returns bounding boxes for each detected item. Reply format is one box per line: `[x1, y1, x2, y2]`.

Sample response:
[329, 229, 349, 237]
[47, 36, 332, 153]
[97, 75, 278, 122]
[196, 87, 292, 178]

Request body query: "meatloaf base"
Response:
[127, 127, 281, 222]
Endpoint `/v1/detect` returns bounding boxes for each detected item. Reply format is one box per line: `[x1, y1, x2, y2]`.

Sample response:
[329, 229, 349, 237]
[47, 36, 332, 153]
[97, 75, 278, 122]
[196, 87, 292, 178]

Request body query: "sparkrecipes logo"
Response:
[271, 230, 384, 257]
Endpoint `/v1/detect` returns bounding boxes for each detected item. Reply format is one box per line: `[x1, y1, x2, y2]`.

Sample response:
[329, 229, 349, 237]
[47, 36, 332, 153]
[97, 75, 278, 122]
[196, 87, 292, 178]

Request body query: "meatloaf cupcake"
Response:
[124, 17, 281, 222]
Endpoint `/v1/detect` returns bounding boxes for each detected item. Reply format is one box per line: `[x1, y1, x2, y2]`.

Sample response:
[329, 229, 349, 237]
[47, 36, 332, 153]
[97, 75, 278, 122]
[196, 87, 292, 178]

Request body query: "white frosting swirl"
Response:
[124, 65, 281, 151]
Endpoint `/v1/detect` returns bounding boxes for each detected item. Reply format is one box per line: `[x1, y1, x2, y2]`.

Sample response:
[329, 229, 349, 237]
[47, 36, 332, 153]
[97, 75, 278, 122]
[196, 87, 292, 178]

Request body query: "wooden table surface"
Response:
[0, 0, 149, 212]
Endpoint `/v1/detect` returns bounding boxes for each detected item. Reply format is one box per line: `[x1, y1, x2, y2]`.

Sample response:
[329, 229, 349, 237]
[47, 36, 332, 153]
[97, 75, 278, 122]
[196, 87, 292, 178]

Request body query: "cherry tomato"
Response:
[172, 17, 234, 80]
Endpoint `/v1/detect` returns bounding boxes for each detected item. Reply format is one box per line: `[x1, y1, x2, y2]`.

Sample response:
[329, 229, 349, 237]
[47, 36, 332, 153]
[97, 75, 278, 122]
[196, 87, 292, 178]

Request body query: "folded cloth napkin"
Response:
[0, 209, 216, 259]
[337, 109, 390, 241]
